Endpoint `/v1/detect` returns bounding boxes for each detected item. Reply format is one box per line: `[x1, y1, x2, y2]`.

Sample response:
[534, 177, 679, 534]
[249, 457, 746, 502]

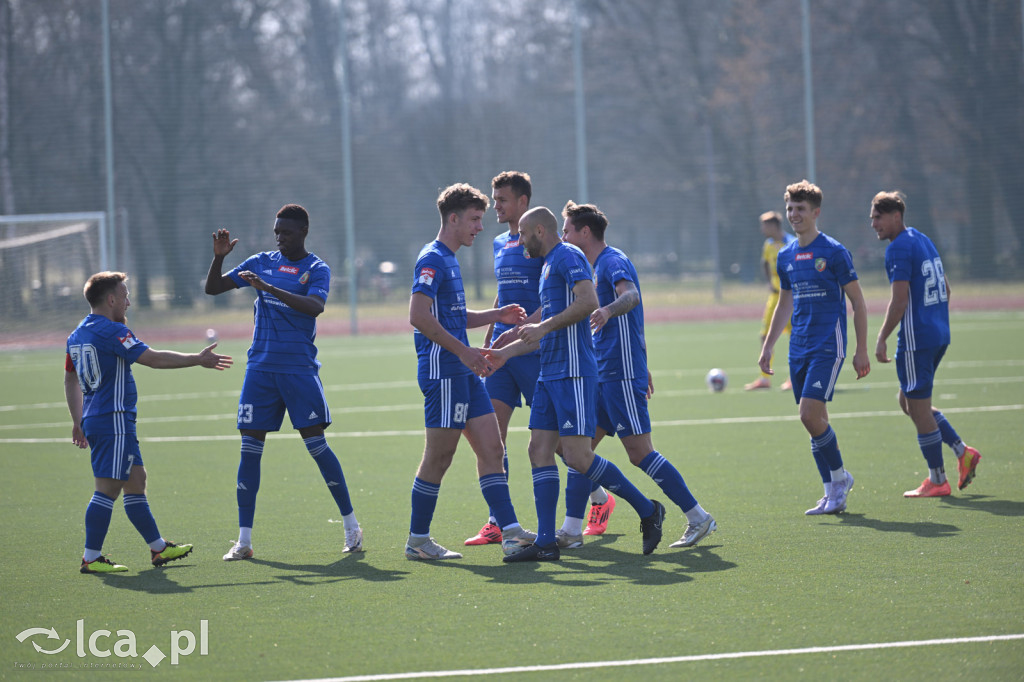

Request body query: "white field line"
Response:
[0, 380, 419, 413]
[273, 633, 1024, 682]
[2, 403, 1020, 445]
[1, 373, 1021, 415]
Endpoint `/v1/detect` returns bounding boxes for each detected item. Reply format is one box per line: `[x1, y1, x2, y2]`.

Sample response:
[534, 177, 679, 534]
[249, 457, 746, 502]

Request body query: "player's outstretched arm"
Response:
[410, 292, 492, 376]
[206, 229, 240, 295]
[483, 293, 500, 347]
[237, 271, 325, 317]
[522, 279, 597, 345]
[136, 344, 234, 371]
[467, 303, 525, 329]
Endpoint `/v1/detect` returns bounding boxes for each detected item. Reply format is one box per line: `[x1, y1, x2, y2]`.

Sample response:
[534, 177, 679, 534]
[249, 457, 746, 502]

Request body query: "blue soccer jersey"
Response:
[593, 246, 646, 383]
[66, 314, 150, 434]
[228, 251, 329, 375]
[885, 227, 950, 352]
[412, 240, 471, 381]
[777, 232, 859, 359]
[538, 242, 598, 380]
[492, 231, 542, 339]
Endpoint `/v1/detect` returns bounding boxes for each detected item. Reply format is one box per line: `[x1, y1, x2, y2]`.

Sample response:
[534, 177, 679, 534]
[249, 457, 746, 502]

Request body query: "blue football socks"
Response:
[236, 435, 264, 529]
[123, 493, 162, 546]
[409, 477, 441, 536]
[918, 429, 945, 483]
[479, 473, 518, 530]
[304, 435, 354, 516]
[532, 465, 560, 546]
[564, 468, 592, 520]
[811, 426, 843, 481]
[84, 491, 116, 560]
[638, 451, 698, 513]
[584, 455, 655, 518]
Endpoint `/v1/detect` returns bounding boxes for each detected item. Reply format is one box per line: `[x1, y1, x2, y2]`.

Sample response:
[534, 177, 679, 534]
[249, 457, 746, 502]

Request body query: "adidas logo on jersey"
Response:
[562, 420, 574, 430]
[308, 411, 319, 419]
[786, 264, 794, 271]
[237, 482, 248, 490]
[812, 381, 822, 389]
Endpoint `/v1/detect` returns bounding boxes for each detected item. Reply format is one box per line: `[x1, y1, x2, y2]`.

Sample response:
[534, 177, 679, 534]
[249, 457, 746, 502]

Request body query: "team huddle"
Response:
[65, 176, 980, 572]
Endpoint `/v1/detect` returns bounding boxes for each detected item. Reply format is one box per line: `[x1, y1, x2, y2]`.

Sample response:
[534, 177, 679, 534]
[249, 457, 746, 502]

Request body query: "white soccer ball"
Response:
[705, 368, 728, 393]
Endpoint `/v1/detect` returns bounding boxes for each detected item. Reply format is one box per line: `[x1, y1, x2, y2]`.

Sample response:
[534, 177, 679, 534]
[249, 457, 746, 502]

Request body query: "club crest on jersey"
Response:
[118, 332, 140, 349]
[299, 271, 310, 284]
[541, 263, 551, 280]
[418, 267, 436, 286]
[815, 258, 827, 272]
[795, 252, 812, 261]
[278, 265, 299, 275]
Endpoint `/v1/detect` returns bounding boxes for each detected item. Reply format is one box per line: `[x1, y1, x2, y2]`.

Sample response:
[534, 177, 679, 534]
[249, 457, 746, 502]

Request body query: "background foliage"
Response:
[1, 0, 1022, 316]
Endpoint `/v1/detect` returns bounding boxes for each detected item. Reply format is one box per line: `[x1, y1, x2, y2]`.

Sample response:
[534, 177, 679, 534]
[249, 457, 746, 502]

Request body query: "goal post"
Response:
[0, 212, 108, 322]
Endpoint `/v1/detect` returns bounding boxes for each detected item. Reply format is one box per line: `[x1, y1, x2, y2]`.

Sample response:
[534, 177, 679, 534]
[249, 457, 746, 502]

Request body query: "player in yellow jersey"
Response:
[745, 211, 796, 390]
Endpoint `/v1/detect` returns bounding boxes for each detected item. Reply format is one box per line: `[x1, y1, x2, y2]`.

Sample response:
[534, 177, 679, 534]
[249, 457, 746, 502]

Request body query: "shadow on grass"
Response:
[94, 553, 406, 593]
[835, 513, 961, 537]
[96, 564, 279, 594]
[248, 553, 409, 585]
[431, 533, 736, 586]
[938, 494, 1024, 517]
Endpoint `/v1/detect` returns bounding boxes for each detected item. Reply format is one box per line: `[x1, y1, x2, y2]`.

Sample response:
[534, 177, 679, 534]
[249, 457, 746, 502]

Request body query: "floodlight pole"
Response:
[573, 0, 589, 203]
[338, 0, 358, 334]
[801, 0, 816, 183]
[102, 0, 115, 270]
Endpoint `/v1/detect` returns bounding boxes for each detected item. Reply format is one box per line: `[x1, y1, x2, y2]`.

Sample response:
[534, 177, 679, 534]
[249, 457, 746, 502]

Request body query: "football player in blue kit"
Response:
[66, 271, 233, 573]
[759, 180, 871, 516]
[463, 171, 542, 546]
[205, 204, 362, 560]
[406, 183, 535, 561]
[484, 206, 666, 562]
[870, 191, 981, 497]
[465, 171, 614, 545]
[559, 201, 716, 549]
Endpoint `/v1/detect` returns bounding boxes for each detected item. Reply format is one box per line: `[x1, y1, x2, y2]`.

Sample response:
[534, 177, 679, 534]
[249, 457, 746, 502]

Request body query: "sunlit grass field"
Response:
[1, 311, 1022, 680]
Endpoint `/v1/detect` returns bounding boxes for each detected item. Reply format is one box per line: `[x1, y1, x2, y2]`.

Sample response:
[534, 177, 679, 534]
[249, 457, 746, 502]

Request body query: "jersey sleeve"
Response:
[777, 254, 792, 291]
[109, 324, 150, 364]
[833, 246, 858, 287]
[602, 253, 635, 288]
[411, 252, 444, 300]
[227, 254, 261, 288]
[65, 352, 75, 372]
[307, 261, 330, 302]
[885, 240, 912, 283]
[560, 248, 594, 286]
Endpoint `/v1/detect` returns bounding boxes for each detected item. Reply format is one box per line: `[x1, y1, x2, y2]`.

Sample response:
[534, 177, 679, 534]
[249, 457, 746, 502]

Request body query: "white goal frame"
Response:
[0, 212, 109, 270]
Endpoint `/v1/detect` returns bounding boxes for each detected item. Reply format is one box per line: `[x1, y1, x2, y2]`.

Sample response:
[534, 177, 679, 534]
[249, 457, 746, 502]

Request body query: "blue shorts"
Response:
[237, 369, 332, 431]
[420, 374, 494, 429]
[483, 352, 540, 408]
[788, 354, 844, 403]
[87, 430, 142, 480]
[896, 345, 947, 400]
[596, 379, 651, 438]
[529, 377, 597, 437]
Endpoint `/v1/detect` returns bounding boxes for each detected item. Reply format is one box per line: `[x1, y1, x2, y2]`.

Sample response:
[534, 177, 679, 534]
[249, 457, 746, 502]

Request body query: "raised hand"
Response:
[198, 343, 234, 371]
[212, 228, 238, 257]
